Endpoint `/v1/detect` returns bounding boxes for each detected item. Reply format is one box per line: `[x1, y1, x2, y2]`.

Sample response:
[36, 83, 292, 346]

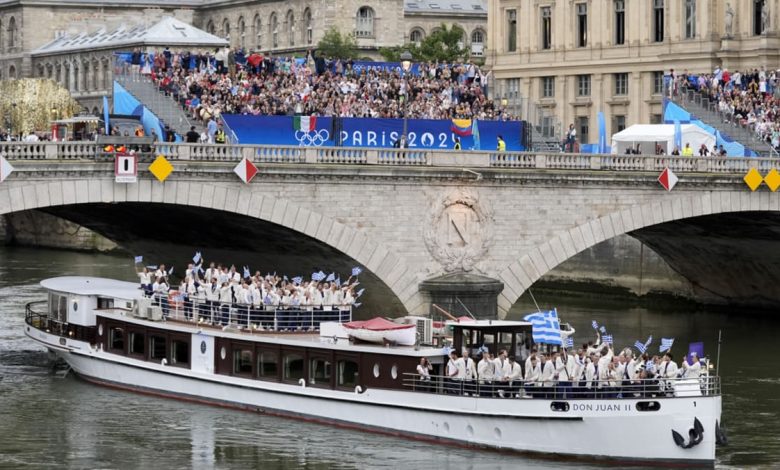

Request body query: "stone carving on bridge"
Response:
[424, 190, 493, 273]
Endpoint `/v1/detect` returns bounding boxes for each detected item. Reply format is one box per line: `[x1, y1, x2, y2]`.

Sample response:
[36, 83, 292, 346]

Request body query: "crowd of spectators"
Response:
[133, 47, 516, 131]
[669, 66, 780, 151]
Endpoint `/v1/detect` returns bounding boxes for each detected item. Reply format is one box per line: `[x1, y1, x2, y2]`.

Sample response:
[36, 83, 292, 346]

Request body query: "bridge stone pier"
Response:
[2, 142, 780, 317]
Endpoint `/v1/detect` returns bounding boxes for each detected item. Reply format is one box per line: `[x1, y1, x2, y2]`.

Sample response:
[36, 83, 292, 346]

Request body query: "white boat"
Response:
[343, 317, 417, 345]
[24, 276, 725, 466]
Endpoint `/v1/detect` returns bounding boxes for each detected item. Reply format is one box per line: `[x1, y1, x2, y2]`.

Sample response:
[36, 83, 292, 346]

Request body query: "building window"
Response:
[129, 332, 145, 356]
[286, 10, 295, 47]
[652, 71, 664, 94]
[238, 17, 246, 48]
[577, 116, 590, 145]
[577, 74, 591, 97]
[614, 1, 625, 45]
[471, 29, 485, 57]
[283, 353, 304, 381]
[410, 28, 424, 45]
[542, 76, 555, 98]
[337, 360, 359, 388]
[233, 348, 253, 375]
[576, 3, 587, 47]
[254, 14, 262, 49]
[505, 78, 520, 99]
[507, 9, 517, 52]
[650, 114, 663, 124]
[614, 73, 628, 96]
[222, 18, 230, 41]
[653, 0, 665, 42]
[541, 7, 552, 50]
[614, 115, 626, 133]
[170, 339, 189, 367]
[206, 20, 215, 36]
[7, 16, 17, 51]
[356, 6, 374, 38]
[754, 0, 766, 35]
[303, 8, 312, 44]
[684, 0, 696, 39]
[109, 327, 124, 352]
[309, 358, 332, 386]
[257, 351, 278, 379]
[270, 13, 278, 48]
[149, 335, 166, 361]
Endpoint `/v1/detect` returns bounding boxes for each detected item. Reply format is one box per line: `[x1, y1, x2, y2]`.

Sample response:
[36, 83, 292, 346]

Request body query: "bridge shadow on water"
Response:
[38, 203, 406, 317]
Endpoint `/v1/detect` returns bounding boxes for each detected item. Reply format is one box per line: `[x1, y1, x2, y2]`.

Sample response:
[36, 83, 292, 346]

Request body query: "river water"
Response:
[0, 247, 777, 469]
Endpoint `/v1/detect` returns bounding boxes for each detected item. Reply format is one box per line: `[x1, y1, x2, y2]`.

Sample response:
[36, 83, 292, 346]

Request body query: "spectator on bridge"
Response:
[185, 126, 200, 143]
[682, 143, 694, 156]
[497, 135, 506, 152]
[698, 143, 710, 156]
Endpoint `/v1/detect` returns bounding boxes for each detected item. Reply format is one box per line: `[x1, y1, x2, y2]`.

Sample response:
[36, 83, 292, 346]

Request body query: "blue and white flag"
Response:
[356, 288, 365, 298]
[352, 266, 363, 277]
[311, 272, 324, 281]
[634, 340, 647, 354]
[243, 266, 250, 279]
[168, 266, 174, 275]
[192, 251, 202, 264]
[146, 265, 158, 270]
[478, 344, 489, 354]
[599, 326, 607, 334]
[564, 337, 574, 348]
[336, 276, 341, 287]
[326, 272, 335, 282]
[660, 338, 675, 353]
[283, 275, 288, 281]
[602, 334, 614, 345]
[292, 276, 303, 285]
[353, 302, 362, 308]
[442, 345, 454, 356]
[644, 335, 653, 350]
[134, 255, 143, 264]
[523, 309, 563, 346]
[591, 320, 598, 330]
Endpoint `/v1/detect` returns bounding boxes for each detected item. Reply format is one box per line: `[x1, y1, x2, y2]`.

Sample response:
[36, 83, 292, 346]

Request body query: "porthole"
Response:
[637, 401, 661, 412]
[200, 341, 207, 354]
[72, 301, 78, 312]
[98, 324, 103, 336]
[391, 364, 398, 380]
[220, 346, 227, 360]
[550, 401, 570, 412]
[373, 363, 380, 378]
[466, 424, 474, 437]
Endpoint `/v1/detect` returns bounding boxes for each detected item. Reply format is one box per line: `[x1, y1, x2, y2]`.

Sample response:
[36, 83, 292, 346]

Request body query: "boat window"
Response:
[257, 351, 278, 380]
[337, 360, 359, 388]
[97, 297, 114, 309]
[309, 358, 332, 386]
[129, 332, 145, 356]
[481, 333, 495, 352]
[637, 401, 661, 412]
[233, 349, 253, 375]
[391, 364, 398, 380]
[373, 363, 380, 378]
[170, 339, 189, 367]
[497, 332, 513, 352]
[550, 401, 570, 412]
[283, 353, 304, 382]
[149, 335, 167, 361]
[109, 327, 125, 352]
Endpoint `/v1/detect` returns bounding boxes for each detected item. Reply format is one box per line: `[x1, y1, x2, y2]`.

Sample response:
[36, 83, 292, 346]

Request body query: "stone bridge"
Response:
[2, 141, 779, 316]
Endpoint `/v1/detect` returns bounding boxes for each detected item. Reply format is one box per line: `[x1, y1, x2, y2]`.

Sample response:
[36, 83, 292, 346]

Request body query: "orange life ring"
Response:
[168, 290, 184, 309]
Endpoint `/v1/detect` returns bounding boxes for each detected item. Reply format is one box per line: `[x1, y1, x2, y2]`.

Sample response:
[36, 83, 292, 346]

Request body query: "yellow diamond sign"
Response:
[744, 168, 763, 191]
[149, 155, 173, 182]
[764, 169, 780, 192]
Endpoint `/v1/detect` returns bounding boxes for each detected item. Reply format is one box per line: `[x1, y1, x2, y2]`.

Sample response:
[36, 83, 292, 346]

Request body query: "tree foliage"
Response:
[380, 23, 467, 63]
[316, 27, 358, 60]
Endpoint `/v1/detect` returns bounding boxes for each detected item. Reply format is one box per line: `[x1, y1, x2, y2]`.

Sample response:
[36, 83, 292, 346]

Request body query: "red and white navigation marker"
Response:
[233, 157, 258, 184]
[658, 167, 678, 191]
[0, 155, 14, 183]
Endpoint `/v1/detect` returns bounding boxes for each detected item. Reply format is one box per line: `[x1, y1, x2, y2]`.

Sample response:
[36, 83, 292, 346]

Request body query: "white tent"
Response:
[610, 124, 716, 155]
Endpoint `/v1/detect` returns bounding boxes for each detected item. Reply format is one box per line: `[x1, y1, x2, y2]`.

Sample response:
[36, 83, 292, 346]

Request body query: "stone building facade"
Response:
[487, 0, 780, 142]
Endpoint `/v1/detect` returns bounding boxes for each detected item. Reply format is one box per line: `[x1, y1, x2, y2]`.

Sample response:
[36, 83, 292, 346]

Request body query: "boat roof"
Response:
[41, 276, 142, 300]
[451, 319, 531, 328]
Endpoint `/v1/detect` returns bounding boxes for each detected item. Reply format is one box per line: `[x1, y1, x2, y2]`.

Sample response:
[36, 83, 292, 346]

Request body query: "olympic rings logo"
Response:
[295, 129, 330, 146]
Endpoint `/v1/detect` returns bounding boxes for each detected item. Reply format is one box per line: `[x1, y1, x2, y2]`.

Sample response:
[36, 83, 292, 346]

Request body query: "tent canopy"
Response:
[611, 124, 716, 155]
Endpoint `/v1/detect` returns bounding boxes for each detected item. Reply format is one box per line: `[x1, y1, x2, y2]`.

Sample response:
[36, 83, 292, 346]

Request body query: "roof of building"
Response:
[32, 16, 227, 56]
[404, 0, 486, 14]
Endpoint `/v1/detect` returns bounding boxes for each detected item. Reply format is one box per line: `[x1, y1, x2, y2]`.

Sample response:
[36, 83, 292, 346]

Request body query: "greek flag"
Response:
[634, 340, 647, 354]
[660, 338, 675, 353]
[352, 266, 363, 276]
[523, 309, 563, 346]
[443, 345, 454, 356]
[356, 288, 365, 298]
[599, 326, 607, 334]
[312, 271, 326, 281]
[292, 276, 303, 284]
[564, 337, 574, 348]
[602, 334, 614, 344]
[168, 266, 174, 275]
[243, 266, 250, 278]
[134, 255, 143, 264]
[591, 320, 598, 330]
[326, 272, 335, 282]
[478, 344, 489, 354]
[192, 251, 202, 264]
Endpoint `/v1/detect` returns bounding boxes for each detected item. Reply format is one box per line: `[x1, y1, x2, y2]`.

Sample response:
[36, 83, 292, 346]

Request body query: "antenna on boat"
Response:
[527, 288, 543, 313]
[715, 329, 722, 377]
[455, 297, 476, 320]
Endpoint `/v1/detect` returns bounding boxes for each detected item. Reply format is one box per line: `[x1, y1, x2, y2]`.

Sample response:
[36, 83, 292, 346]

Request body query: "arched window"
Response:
[8, 65, 16, 79]
[102, 60, 110, 90]
[270, 13, 278, 48]
[286, 10, 295, 47]
[356, 6, 374, 38]
[303, 8, 313, 45]
[238, 17, 246, 49]
[7, 16, 17, 51]
[410, 28, 424, 45]
[471, 29, 485, 57]
[254, 14, 262, 49]
[0, 19, 4, 52]
[222, 18, 230, 41]
[206, 20, 215, 35]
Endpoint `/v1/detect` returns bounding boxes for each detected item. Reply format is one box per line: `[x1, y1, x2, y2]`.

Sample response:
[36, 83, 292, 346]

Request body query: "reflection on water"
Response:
[0, 247, 777, 469]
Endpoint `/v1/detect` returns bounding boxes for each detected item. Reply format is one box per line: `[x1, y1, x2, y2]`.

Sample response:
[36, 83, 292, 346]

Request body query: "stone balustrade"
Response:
[0, 142, 778, 174]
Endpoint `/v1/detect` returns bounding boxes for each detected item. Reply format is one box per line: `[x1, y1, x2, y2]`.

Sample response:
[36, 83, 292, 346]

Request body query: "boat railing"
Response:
[24, 301, 97, 344]
[401, 373, 721, 400]
[145, 295, 352, 332]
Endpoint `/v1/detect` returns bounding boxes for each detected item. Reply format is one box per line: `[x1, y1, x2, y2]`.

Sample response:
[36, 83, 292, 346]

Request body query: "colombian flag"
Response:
[450, 119, 473, 137]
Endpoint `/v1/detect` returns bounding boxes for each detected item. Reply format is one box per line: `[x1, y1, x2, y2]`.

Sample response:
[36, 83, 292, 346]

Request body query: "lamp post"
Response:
[400, 50, 414, 142]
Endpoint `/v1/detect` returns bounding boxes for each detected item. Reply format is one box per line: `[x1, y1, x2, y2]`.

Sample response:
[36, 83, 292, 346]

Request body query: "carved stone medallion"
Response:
[424, 190, 493, 272]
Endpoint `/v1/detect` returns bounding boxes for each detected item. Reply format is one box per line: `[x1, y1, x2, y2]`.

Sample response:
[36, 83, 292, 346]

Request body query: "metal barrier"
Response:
[401, 372, 721, 399]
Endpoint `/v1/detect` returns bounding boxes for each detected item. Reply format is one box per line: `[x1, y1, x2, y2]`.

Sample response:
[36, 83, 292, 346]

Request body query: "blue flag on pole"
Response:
[292, 276, 303, 285]
[599, 326, 607, 334]
[674, 120, 682, 151]
[192, 251, 202, 264]
[634, 340, 647, 354]
[472, 119, 481, 150]
[591, 320, 598, 330]
[103, 95, 110, 135]
[565, 337, 574, 348]
[243, 266, 250, 278]
[351, 267, 362, 277]
[523, 309, 563, 346]
[134, 255, 143, 264]
[687, 342, 704, 363]
[602, 334, 614, 345]
[326, 273, 335, 282]
[660, 338, 675, 353]
[597, 111, 607, 154]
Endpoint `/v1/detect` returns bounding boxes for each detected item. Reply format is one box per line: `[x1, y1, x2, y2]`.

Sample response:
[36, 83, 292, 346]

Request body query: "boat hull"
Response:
[50, 345, 718, 467]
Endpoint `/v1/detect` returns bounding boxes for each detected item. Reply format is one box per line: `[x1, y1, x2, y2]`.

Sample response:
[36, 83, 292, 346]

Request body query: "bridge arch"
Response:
[496, 190, 775, 314]
[0, 179, 420, 314]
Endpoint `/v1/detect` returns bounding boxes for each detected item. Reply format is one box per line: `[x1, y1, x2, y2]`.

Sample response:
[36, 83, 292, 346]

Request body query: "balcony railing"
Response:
[25, 301, 96, 344]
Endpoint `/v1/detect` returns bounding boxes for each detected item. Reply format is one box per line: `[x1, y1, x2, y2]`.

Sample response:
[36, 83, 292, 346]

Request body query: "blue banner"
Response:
[221, 115, 525, 151]
[113, 81, 164, 140]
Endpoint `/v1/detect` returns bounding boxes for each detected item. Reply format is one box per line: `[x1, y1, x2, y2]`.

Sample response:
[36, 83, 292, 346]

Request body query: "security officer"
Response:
[454, 136, 462, 150]
[214, 125, 227, 144]
[497, 135, 506, 152]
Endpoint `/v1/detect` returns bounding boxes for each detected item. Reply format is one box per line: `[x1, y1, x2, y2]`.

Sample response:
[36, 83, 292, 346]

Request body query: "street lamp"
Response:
[399, 50, 414, 142]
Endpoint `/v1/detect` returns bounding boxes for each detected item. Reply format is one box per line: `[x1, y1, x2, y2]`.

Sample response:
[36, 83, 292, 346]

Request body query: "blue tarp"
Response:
[113, 81, 165, 140]
[221, 115, 526, 151]
[663, 99, 755, 157]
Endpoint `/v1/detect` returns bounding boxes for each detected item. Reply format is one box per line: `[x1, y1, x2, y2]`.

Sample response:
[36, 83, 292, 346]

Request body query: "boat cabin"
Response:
[451, 320, 534, 359]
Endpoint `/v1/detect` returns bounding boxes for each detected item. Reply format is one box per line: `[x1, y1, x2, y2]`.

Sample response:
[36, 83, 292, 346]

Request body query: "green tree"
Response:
[316, 27, 358, 60]
[380, 23, 467, 63]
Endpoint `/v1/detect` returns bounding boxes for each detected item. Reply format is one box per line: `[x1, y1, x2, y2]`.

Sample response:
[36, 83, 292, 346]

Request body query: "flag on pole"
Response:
[523, 309, 563, 346]
[134, 255, 143, 264]
[597, 111, 608, 154]
[326, 273, 335, 282]
[192, 251, 202, 264]
[292, 276, 303, 285]
[168, 266, 174, 275]
[293, 116, 317, 132]
[674, 119, 683, 151]
[634, 340, 647, 354]
[243, 266, 250, 278]
[602, 334, 614, 345]
[356, 288, 365, 298]
[591, 320, 599, 330]
[471, 119, 481, 150]
[564, 337, 574, 348]
[660, 338, 675, 353]
[644, 335, 653, 350]
[687, 342, 704, 363]
[351, 266, 363, 277]
[599, 326, 607, 334]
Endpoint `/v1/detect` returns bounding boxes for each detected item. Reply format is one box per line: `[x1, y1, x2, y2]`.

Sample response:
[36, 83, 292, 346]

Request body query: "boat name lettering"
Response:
[572, 403, 632, 412]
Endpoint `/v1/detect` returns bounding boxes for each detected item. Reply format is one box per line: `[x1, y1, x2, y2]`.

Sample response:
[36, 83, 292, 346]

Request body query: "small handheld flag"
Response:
[168, 266, 174, 275]
[192, 251, 202, 264]
[602, 334, 614, 345]
[591, 320, 598, 330]
[564, 337, 574, 348]
[353, 302, 362, 308]
[134, 255, 143, 264]
[660, 338, 675, 353]
[599, 326, 607, 334]
[356, 288, 365, 298]
[243, 266, 250, 279]
[352, 266, 363, 277]
[634, 340, 647, 354]
[292, 276, 303, 285]
[336, 276, 341, 287]
[326, 272, 335, 282]
[644, 335, 653, 350]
